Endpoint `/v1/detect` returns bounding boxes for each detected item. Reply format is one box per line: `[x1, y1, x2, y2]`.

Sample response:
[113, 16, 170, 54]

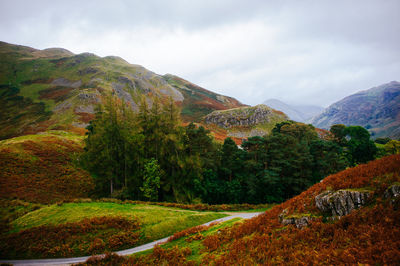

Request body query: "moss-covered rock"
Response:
[315, 189, 371, 218]
[204, 104, 288, 138]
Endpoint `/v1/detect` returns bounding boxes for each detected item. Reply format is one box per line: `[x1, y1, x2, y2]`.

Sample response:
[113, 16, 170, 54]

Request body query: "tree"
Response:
[81, 94, 143, 197]
[345, 126, 377, 165]
[140, 158, 162, 201]
[330, 124, 347, 146]
[384, 140, 400, 155]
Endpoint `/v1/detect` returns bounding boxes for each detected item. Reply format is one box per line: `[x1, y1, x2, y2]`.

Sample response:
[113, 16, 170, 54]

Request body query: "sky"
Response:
[1, 0, 399, 107]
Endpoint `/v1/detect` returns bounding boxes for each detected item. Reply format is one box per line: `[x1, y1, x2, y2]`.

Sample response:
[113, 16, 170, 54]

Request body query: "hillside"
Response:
[309, 81, 400, 139]
[204, 104, 288, 139]
[95, 154, 400, 265]
[0, 41, 244, 140]
[0, 131, 93, 204]
[164, 74, 246, 122]
[263, 98, 323, 122]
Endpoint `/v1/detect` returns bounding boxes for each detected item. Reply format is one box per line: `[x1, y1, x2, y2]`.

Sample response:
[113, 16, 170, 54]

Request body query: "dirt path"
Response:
[0, 212, 262, 266]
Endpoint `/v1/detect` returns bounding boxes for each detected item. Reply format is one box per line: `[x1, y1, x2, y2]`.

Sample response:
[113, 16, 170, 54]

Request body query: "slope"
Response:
[310, 81, 400, 139]
[0, 41, 244, 139]
[263, 98, 323, 122]
[204, 104, 288, 139]
[0, 131, 94, 204]
[105, 154, 400, 265]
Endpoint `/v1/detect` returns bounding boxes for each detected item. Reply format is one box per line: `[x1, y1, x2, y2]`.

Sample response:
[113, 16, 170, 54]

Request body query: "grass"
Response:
[18, 83, 55, 111]
[134, 217, 243, 263]
[227, 206, 274, 213]
[0, 130, 84, 146]
[0, 199, 43, 233]
[11, 202, 227, 242]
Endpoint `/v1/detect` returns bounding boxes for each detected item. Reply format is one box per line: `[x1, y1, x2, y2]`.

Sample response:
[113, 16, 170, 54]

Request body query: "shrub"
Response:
[0, 216, 140, 259]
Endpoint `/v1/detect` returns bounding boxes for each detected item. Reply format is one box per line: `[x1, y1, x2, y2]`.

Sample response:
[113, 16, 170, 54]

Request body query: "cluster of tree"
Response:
[374, 137, 400, 155]
[82, 95, 385, 204]
[81, 95, 204, 202]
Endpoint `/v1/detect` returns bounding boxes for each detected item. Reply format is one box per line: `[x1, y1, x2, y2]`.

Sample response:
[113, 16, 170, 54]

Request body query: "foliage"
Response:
[167, 221, 219, 243]
[0, 199, 42, 234]
[198, 121, 348, 204]
[375, 137, 391, 144]
[0, 133, 94, 204]
[0, 216, 140, 259]
[8, 201, 225, 258]
[81, 95, 203, 202]
[140, 158, 162, 201]
[81, 94, 142, 198]
[0, 84, 52, 140]
[344, 125, 377, 165]
[384, 139, 400, 155]
[81, 155, 400, 265]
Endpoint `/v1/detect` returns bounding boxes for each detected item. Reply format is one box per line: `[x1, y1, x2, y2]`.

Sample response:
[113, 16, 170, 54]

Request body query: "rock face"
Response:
[384, 184, 400, 203]
[278, 209, 313, 229]
[205, 104, 285, 129]
[204, 105, 288, 138]
[309, 81, 400, 139]
[315, 190, 371, 217]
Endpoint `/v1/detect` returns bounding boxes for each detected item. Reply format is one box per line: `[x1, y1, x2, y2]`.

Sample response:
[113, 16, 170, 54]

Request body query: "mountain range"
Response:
[263, 98, 323, 122]
[1, 41, 399, 141]
[309, 81, 400, 139]
[0, 41, 244, 140]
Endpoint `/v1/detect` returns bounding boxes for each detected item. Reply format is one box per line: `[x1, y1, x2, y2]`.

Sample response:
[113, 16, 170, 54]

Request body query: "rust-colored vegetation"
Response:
[76, 112, 95, 123]
[197, 154, 400, 265]
[39, 86, 74, 102]
[0, 135, 94, 204]
[83, 246, 194, 266]
[167, 222, 219, 243]
[89, 198, 272, 212]
[90, 155, 400, 265]
[0, 216, 140, 259]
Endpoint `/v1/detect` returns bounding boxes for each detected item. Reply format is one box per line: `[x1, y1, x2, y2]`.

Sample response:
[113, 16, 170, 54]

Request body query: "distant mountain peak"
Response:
[263, 98, 323, 122]
[309, 81, 400, 139]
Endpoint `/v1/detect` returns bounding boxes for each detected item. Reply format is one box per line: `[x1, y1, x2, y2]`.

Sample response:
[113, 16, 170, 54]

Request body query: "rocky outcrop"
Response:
[51, 78, 82, 88]
[278, 209, 313, 229]
[204, 104, 287, 129]
[384, 184, 400, 204]
[111, 82, 138, 110]
[315, 189, 371, 218]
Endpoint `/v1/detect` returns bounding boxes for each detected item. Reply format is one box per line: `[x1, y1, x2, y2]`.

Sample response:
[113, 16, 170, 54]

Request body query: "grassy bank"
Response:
[1, 202, 226, 259]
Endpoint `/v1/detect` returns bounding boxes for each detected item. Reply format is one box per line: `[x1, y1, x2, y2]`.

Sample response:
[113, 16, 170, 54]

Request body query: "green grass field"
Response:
[134, 218, 243, 263]
[1, 201, 227, 259]
[12, 202, 227, 241]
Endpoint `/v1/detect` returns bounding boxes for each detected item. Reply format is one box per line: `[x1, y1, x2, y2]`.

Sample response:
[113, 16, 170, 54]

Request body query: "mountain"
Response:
[204, 104, 288, 139]
[163, 74, 245, 122]
[0, 41, 245, 140]
[263, 98, 323, 122]
[309, 81, 400, 139]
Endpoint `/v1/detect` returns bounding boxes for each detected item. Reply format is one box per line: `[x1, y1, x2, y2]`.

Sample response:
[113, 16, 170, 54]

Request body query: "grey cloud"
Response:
[0, 0, 399, 107]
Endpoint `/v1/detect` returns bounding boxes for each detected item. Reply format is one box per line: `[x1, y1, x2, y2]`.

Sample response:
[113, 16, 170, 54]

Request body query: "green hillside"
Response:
[0, 41, 244, 139]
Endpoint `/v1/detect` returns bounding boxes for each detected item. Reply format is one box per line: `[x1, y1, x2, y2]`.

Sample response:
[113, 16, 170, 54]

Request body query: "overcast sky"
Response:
[1, 0, 399, 107]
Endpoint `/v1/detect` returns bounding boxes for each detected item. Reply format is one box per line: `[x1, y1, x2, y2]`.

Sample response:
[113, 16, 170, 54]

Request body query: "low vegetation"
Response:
[0, 201, 226, 259]
[84, 154, 400, 265]
[1, 216, 140, 259]
[0, 132, 94, 204]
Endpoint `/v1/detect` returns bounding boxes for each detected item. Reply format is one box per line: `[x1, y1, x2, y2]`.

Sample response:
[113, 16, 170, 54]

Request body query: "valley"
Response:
[0, 41, 399, 265]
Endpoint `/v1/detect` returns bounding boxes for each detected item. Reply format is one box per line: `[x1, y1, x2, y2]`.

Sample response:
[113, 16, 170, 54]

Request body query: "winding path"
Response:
[1, 212, 262, 266]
